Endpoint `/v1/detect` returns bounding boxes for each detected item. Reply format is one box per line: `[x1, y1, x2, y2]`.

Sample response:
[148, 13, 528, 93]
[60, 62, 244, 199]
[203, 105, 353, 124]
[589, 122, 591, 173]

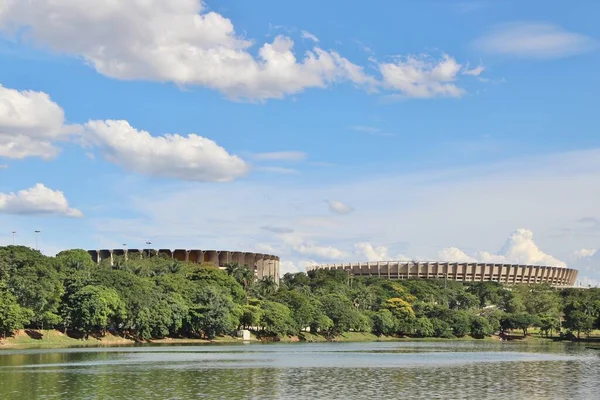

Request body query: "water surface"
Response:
[0, 341, 598, 399]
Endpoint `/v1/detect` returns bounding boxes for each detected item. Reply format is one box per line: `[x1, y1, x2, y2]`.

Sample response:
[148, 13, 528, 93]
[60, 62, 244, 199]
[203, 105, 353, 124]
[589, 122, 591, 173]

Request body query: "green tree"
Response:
[413, 316, 434, 337]
[501, 313, 538, 336]
[470, 316, 493, 339]
[371, 309, 396, 336]
[319, 293, 362, 335]
[0, 285, 33, 337]
[564, 310, 595, 339]
[259, 301, 296, 338]
[240, 304, 262, 329]
[64, 285, 127, 335]
[276, 290, 317, 330]
[188, 285, 238, 339]
[430, 318, 453, 338]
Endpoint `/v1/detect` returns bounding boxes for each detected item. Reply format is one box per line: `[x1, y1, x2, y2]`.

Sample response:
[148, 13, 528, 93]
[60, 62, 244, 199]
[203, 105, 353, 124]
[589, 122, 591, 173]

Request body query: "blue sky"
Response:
[1, 0, 599, 284]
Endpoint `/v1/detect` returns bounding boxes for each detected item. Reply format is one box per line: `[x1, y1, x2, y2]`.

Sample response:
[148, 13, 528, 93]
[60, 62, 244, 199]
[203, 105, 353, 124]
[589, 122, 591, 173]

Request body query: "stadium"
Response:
[307, 261, 578, 287]
[88, 249, 280, 283]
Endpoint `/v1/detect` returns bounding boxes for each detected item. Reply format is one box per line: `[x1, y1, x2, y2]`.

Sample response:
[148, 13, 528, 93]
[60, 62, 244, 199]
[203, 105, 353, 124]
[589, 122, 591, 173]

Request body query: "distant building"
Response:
[88, 249, 280, 283]
[308, 261, 578, 287]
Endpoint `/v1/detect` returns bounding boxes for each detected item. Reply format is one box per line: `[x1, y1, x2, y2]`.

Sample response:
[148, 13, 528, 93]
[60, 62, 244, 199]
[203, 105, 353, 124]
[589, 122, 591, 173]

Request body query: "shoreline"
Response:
[0, 329, 523, 350]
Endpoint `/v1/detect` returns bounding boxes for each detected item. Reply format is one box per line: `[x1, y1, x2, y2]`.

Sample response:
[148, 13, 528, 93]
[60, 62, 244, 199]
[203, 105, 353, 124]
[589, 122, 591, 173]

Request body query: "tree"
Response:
[430, 318, 453, 338]
[254, 276, 278, 299]
[538, 314, 561, 338]
[371, 309, 396, 336]
[259, 301, 296, 338]
[501, 313, 538, 336]
[564, 310, 595, 339]
[0, 285, 33, 337]
[276, 290, 317, 330]
[470, 316, 493, 339]
[449, 310, 471, 338]
[319, 293, 362, 335]
[188, 285, 237, 339]
[225, 263, 255, 291]
[383, 298, 415, 320]
[240, 304, 262, 330]
[64, 285, 127, 335]
[55, 249, 95, 271]
[413, 317, 434, 337]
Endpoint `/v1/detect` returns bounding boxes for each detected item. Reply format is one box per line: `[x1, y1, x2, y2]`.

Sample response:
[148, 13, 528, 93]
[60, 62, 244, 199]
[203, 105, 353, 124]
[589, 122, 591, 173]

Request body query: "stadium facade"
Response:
[308, 261, 578, 287]
[88, 249, 280, 283]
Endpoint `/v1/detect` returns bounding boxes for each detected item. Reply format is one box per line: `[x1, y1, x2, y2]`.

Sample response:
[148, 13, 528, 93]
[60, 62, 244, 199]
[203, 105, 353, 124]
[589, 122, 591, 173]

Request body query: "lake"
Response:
[0, 341, 598, 399]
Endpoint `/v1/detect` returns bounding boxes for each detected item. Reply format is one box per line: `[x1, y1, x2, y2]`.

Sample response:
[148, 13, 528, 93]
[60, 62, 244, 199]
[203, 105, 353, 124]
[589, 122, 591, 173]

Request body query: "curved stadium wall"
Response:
[307, 261, 578, 287]
[88, 249, 280, 283]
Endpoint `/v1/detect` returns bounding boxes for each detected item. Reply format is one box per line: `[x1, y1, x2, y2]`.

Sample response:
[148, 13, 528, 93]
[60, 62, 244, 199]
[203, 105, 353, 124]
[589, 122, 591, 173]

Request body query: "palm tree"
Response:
[255, 276, 277, 298]
[225, 263, 256, 291]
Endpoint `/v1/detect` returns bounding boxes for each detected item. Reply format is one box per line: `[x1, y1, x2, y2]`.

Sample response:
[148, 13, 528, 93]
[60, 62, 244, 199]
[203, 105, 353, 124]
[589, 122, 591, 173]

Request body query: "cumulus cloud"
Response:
[474, 22, 596, 59]
[437, 228, 566, 266]
[83, 119, 248, 182]
[252, 151, 307, 161]
[354, 242, 390, 261]
[327, 200, 354, 215]
[0, 84, 77, 159]
[0, 1, 482, 100]
[0, 0, 373, 100]
[437, 247, 477, 262]
[379, 54, 470, 98]
[569, 250, 600, 287]
[0, 183, 82, 217]
[292, 242, 346, 260]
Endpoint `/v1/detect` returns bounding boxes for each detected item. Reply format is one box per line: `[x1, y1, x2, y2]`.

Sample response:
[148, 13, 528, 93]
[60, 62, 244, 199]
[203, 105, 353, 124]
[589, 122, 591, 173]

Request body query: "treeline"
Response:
[1, 245, 599, 341]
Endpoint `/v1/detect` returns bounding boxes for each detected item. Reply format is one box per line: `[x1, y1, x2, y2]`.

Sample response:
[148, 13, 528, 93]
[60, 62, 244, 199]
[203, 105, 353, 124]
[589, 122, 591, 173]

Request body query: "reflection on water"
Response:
[0, 341, 598, 399]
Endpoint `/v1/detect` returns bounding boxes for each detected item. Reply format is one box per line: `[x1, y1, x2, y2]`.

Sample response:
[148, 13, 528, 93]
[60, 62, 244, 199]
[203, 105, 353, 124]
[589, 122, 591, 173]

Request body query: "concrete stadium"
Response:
[88, 249, 280, 283]
[308, 261, 578, 287]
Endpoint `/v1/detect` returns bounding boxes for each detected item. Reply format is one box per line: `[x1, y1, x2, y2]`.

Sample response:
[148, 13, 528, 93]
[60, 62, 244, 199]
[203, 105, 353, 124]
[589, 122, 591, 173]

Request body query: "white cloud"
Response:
[86, 147, 600, 280]
[474, 22, 596, 59]
[281, 259, 316, 274]
[0, 84, 77, 159]
[574, 248, 597, 259]
[379, 54, 468, 98]
[252, 151, 307, 161]
[0, 1, 372, 101]
[437, 247, 477, 262]
[437, 229, 566, 267]
[293, 242, 346, 260]
[354, 242, 390, 261]
[497, 228, 566, 266]
[301, 30, 319, 43]
[462, 65, 485, 76]
[570, 250, 600, 287]
[83, 119, 248, 182]
[0, 1, 481, 100]
[0, 183, 82, 217]
[327, 200, 354, 215]
[255, 243, 276, 254]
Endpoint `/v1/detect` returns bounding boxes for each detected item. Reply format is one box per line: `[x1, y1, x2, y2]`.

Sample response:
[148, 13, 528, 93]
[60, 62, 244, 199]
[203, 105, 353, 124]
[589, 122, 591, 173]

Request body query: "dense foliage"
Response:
[1, 245, 599, 341]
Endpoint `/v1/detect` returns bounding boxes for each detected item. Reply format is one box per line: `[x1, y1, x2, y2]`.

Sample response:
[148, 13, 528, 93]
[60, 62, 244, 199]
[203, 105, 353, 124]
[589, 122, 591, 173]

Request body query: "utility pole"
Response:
[34, 230, 41, 251]
[11, 231, 16, 245]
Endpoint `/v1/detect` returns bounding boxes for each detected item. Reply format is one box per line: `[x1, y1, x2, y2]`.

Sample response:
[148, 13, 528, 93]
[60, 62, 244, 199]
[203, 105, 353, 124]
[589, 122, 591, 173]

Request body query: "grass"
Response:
[5, 328, 595, 350]
[0, 329, 135, 349]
